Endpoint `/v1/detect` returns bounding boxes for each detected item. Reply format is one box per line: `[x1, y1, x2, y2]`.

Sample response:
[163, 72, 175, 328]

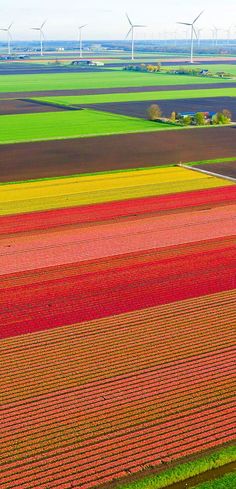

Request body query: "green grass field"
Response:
[34, 87, 236, 106]
[0, 70, 233, 94]
[0, 109, 178, 144]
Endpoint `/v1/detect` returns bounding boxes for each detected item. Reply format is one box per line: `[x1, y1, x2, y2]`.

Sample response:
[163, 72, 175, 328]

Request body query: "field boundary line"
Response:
[177, 163, 236, 183]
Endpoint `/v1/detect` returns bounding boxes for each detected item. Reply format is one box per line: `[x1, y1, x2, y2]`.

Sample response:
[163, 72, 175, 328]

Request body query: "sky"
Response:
[1, 0, 236, 40]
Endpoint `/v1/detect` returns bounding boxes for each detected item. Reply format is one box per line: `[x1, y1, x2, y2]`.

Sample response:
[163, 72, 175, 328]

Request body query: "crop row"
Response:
[1, 239, 235, 338]
[0, 185, 235, 236]
[0, 169, 232, 216]
[0, 419, 234, 487]
[1, 354, 234, 432]
[2, 235, 235, 291]
[1, 202, 236, 276]
[0, 314, 235, 403]
[1, 397, 235, 469]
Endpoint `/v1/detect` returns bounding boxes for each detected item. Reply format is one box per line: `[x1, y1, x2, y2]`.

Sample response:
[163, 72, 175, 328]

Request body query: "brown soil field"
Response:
[1, 126, 236, 182]
[0, 83, 235, 99]
[84, 96, 236, 120]
[195, 161, 236, 179]
[0, 98, 67, 115]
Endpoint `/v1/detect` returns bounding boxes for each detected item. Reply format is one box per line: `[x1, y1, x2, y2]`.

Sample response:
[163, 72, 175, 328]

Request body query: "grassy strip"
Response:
[0, 109, 178, 145]
[185, 157, 236, 167]
[192, 472, 236, 489]
[0, 71, 231, 93]
[32, 87, 236, 106]
[115, 445, 236, 489]
[1, 157, 235, 187]
[166, 64, 236, 76]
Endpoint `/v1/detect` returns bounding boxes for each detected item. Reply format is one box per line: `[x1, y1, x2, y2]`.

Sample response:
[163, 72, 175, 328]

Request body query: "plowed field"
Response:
[194, 161, 236, 180]
[0, 99, 66, 115]
[1, 127, 236, 182]
[84, 96, 236, 120]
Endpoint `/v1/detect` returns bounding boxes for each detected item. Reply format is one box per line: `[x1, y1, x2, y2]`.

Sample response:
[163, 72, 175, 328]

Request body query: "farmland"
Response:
[34, 87, 236, 105]
[1, 130, 236, 182]
[78, 97, 236, 120]
[1, 166, 233, 215]
[0, 70, 233, 93]
[0, 98, 67, 115]
[0, 109, 176, 144]
[1, 56, 236, 489]
[1, 82, 236, 99]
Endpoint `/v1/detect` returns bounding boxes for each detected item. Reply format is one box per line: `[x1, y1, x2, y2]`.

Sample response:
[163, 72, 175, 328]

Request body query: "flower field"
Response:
[0, 163, 236, 488]
[0, 166, 233, 215]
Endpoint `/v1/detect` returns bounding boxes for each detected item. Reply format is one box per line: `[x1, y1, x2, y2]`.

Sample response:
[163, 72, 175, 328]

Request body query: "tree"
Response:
[213, 112, 230, 125]
[182, 115, 192, 126]
[194, 112, 205, 126]
[147, 104, 162, 121]
[222, 109, 232, 122]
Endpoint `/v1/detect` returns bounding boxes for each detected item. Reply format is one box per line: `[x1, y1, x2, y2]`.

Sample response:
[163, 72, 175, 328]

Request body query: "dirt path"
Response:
[0, 82, 235, 99]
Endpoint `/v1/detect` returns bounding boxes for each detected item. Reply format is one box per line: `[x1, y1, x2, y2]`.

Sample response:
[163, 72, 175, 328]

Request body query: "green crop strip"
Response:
[0, 71, 232, 93]
[115, 445, 236, 489]
[0, 109, 181, 145]
[33, 87, 236, 106]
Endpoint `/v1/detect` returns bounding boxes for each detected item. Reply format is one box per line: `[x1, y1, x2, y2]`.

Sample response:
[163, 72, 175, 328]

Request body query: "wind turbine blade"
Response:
[134, 24, 146, 28]
[31, 28, 40, 30]
[126, 12, 132, 26]
[80, 24, 87, 29]
[125, 28, 132, 39]
[177, 22, 191, 26]
[8, 22, 13, 30]
[193, 10, 204, 24]
[41, 20, 47, 29]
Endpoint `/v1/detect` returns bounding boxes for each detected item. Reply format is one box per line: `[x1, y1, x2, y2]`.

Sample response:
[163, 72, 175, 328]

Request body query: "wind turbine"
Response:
[226, 26, 232, 44]
[0, 23, 13, 56]
[78, 24, 87, 58]
[213, 26, 221, 46]
[197, 27, 204, 47]
[211, 27, 216, 46]
[31, 20, 47, 56]
[125, 13, 146, 61]
[177, 10, 204, 63]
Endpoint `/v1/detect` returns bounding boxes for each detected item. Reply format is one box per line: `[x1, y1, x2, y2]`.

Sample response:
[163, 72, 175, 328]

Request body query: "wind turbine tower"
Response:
[32, 20, 47, 56]
[0, 23, 13, 56]
[213, 26, 221, 46]
[177, 11, 204, 63]
[125, 13, 146, 61]
[78, 24, 87, 58]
